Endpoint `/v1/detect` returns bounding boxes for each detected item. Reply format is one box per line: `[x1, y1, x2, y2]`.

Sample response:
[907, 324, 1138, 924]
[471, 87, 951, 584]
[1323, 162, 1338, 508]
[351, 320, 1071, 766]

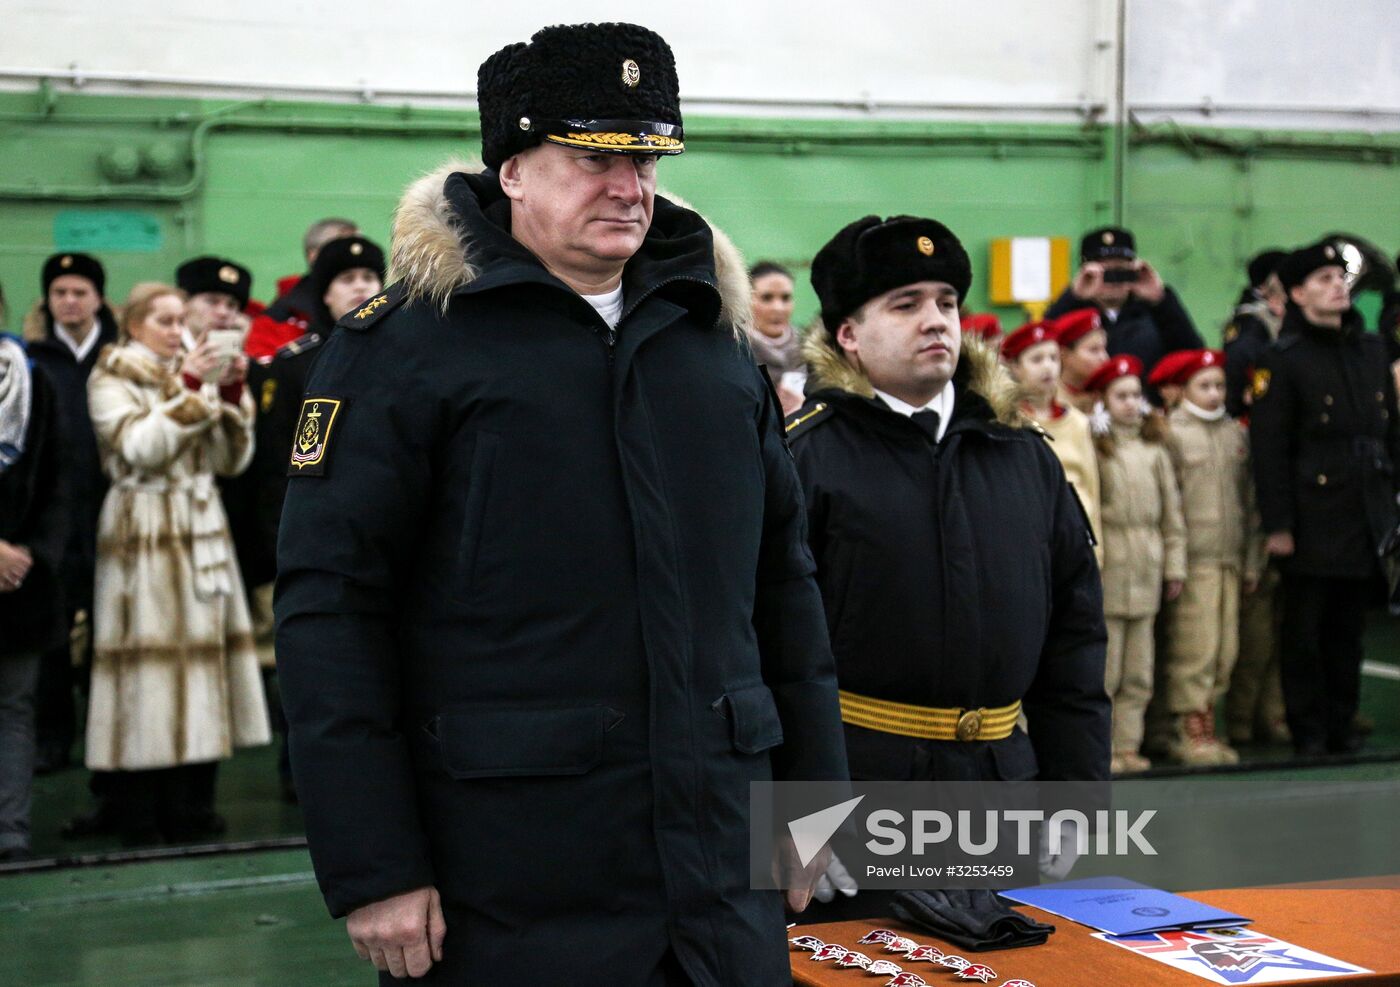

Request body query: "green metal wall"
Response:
[2, 90, 1397, 342]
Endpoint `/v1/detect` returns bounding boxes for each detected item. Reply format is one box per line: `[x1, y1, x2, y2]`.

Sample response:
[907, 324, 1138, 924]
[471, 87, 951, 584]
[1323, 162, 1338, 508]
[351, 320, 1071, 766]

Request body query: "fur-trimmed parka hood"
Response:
[22, 299, 119, 348]
[1232, 295, 1282, 340]
[387, 159, 751, 338]
[801, 317, 1029, 429]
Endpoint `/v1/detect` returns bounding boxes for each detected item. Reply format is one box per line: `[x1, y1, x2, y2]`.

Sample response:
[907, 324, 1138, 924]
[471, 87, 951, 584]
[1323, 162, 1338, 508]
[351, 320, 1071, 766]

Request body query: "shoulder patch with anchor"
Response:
[785, 401, 834, 441]
[338, 281, 408, 332]
[287, 396, 345, 476]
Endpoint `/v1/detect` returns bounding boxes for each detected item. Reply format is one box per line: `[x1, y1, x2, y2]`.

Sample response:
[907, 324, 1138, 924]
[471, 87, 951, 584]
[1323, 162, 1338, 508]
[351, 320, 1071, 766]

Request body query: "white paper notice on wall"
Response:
[1010, 236, 1052, 302]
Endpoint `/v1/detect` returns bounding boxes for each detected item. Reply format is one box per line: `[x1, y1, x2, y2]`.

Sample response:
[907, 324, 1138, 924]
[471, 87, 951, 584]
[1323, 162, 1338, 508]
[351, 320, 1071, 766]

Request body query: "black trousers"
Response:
[111, 762, 219, 844]
[34, 607, 88, 755]
[1279, 573, 1368, 751]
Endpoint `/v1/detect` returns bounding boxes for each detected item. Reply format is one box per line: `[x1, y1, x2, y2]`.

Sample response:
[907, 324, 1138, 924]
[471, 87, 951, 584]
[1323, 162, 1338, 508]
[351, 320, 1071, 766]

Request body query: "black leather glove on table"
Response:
[892, 889, 1056, 951]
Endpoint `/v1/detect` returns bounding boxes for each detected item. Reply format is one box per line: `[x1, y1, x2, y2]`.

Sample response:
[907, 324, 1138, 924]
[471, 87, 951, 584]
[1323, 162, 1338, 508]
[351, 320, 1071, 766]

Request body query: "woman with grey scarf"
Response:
[747, 262, 808, 415]
[0, 331, 70, 862]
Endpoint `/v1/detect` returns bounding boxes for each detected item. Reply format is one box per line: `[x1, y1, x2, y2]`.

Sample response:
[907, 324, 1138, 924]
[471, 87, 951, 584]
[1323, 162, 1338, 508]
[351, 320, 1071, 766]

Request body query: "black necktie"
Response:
[911, 409, 941, 442]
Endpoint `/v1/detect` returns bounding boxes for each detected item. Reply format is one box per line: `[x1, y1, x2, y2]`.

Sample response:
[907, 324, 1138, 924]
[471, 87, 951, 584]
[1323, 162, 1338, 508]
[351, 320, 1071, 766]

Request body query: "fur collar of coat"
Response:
[802, 318, 1029, 429]
[386, 159, 752, 340]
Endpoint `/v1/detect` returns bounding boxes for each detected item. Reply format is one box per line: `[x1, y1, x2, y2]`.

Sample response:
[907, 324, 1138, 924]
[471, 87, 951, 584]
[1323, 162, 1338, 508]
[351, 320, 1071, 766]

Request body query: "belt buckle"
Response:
[955, 709, 983, 742]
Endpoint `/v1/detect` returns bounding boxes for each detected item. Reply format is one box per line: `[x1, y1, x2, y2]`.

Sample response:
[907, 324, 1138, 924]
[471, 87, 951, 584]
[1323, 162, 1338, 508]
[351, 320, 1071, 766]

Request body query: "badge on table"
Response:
[288, 397, 343, 476]
[1093, 927, 1371, 984]
[867, 959, 904, 975]
[789, 935, 825, 952]
[905, 945, 944, 962]
[810, 943, 847, 962]
[860, 929, 898, 945]
[836, 950, 872, 969]
[884, 973, 928, 987]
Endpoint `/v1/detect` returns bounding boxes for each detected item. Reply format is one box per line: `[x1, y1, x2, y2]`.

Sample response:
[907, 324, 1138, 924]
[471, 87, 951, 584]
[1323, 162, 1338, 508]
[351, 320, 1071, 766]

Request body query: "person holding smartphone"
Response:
[1045, 226, 1204, 375]
[84, 282, 269, 845]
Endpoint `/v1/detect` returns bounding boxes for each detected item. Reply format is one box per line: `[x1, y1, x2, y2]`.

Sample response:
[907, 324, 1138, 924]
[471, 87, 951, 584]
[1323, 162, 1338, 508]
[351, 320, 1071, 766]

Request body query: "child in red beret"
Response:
[1003, 321, 1102, 564]
[1054, 308, 1109, 415]
[1160, 350, 1263, 765]
[1089, 355, 1187, 773]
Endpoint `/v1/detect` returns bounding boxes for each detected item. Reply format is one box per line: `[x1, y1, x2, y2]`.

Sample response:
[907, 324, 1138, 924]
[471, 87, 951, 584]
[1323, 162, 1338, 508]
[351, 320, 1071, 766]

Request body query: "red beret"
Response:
[1001, 320, 1059, 360]
[1052, 307, 1103, 348]
[962, 313, 1003, 342]
[1163, 348, 1226, 387]
[1084, 353, 1144, 392]
[1147, 350, 1197, 388]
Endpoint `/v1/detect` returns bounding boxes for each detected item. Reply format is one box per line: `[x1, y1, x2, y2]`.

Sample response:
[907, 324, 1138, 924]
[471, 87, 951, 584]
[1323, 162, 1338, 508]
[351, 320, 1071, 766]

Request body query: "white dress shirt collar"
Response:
[872, 380, 955, 441]
[53, 319, 102, 363]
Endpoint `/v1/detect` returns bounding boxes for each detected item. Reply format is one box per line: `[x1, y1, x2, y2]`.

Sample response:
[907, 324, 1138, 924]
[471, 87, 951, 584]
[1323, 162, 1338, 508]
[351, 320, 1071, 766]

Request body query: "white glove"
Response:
[811, 852, 859, 904]
[1038, 819, 1082, 881]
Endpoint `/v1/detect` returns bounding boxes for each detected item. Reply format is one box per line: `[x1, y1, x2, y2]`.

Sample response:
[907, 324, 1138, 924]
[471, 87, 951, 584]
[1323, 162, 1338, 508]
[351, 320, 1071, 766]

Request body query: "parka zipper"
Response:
[579, 274, 721, 367]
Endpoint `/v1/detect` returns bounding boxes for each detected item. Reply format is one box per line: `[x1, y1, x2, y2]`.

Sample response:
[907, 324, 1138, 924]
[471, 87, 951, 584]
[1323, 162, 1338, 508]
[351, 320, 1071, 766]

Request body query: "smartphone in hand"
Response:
[202, 329, 244, 382]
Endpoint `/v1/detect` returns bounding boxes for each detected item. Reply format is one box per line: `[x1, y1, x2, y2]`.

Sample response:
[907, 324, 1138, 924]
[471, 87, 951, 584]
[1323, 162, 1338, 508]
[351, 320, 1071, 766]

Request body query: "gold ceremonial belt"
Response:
[838, 690, 1022, 742]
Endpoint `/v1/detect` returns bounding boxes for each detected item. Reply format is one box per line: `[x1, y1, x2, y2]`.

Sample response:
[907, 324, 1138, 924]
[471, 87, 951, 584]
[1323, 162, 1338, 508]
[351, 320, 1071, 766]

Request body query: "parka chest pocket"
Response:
[453, 431, 499, 603]
[433, 704, 623, 779]
[713, 684, 785, 755]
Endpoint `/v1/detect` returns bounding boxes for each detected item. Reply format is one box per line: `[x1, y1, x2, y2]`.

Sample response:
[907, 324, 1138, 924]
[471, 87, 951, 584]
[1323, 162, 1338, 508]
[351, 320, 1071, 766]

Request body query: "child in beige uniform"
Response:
[1002, 320, 1103, 564]
[1161, 350, 1263, 765]
[1054, 307, 1109, 415]
[1089, 355, 1186, 774]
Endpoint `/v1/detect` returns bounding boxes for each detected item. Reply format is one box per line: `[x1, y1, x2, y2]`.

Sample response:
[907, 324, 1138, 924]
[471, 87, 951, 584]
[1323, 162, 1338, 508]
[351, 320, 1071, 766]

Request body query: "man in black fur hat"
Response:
[275, 22, 847, 986]
[1046, 226, 1203, 371]
[177, 255, 254, 340]
[786, 217, 1109, 922]
[24, 253, 119, 780]
[1250, 239, 1400, 757]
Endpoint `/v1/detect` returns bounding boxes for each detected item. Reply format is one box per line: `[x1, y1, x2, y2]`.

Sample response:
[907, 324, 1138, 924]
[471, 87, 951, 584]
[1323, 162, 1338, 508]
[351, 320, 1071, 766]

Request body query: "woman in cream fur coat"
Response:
[85, 282, 269, 844]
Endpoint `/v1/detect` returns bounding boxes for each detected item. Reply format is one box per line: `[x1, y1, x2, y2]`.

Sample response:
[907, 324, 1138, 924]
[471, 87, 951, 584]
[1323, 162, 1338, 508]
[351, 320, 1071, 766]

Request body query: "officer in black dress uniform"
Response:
[1250, 239, 1400, 756]
[786, 215, 1109, 918]
[250, 234, 384, 572]
[274, 23, 846, 986]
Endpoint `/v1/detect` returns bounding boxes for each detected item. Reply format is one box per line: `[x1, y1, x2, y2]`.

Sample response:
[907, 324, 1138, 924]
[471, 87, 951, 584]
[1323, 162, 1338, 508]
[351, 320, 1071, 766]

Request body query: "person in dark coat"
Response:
[786, 215, 1109, 916]
[250, 235, 386, 586]
[21, 253, 118, 779]
[244, 218, 359, 362]
[1223, 249, 1288, 419]
[248, 237, 384, 804]
[1250, 240, 1400, 756]
[275, 22, 847, 987]
[0, 336, 69, 861]
[1045, 226, 1203, 373]
[1380, 250, 1400, 369]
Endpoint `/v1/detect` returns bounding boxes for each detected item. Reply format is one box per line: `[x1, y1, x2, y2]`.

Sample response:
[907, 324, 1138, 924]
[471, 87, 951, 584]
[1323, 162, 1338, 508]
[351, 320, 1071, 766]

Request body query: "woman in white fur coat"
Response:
[85, 282, 269, 844]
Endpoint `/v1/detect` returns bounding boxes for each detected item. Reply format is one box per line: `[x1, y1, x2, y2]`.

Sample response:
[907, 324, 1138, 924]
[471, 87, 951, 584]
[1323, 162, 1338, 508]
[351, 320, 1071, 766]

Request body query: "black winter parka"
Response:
[786, 331, 1109, 784]
[275, 165, 848, 987]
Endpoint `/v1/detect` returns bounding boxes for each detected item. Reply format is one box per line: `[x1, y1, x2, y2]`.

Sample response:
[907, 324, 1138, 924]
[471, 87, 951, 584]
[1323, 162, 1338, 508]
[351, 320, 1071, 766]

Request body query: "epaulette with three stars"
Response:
[337, 281, 409, 332]
[784, 401, 834, 441]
